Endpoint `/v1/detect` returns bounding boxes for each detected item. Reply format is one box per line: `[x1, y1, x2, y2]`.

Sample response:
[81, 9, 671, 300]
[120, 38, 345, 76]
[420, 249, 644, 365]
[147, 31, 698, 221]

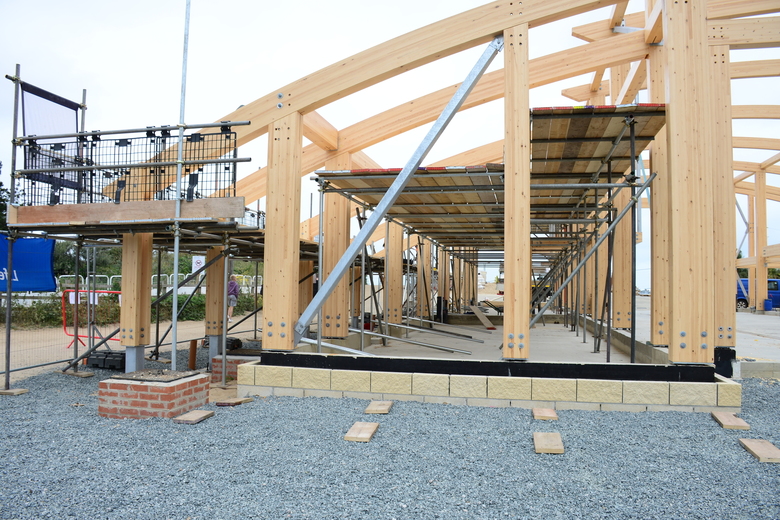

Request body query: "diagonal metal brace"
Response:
[294, 36, 504, 344]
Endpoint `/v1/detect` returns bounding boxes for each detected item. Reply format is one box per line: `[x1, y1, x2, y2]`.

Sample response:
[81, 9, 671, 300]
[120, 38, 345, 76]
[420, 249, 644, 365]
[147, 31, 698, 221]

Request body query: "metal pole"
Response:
[170, 0, 191, 371]
[254, 259, 259, 340]
[73, 242, 81, 372]
[350, 329, 472, 355]
[529, 174, 656, 328]
[3, 235, 13, 390]
[317, 185, 324, 353]
[628, 117, 638, 363]
[221, 235, 229, 386]
[360, 245, 365, 350]
[294, 36, 504, 343]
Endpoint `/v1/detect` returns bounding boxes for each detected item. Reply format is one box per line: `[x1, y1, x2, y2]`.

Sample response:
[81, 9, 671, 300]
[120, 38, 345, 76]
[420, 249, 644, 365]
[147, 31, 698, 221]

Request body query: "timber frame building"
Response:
[7, 0, 780, 369]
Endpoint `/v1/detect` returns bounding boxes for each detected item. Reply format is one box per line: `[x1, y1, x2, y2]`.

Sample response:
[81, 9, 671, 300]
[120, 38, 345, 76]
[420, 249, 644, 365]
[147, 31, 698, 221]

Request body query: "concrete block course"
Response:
[449, 375, 487, 398]
[371, 372, 412, 394]
[669, 382, 717, 406]
[330, 370, 371, 392]
[304, 389, 344, 399]
[556, 401, 600, 411]
[292, 367, 331, 390]
[468, 398, 510, 408]
[236, 364, 255, 386]
[255, 366, 292, 388]
[717, 381, 742, 408]
[532, 378, 576, 402]
[412, 373, 450, 396]
[382, 393, 424, 402]
[623, 381, 669, 405]
[424, 396, 467, 406]
[238, 385, 272, 397]
[488, 376, 532, 400]
[577, 379, 623, 403]
[274, 387, 305, 398]
[602, 403, 648, 412]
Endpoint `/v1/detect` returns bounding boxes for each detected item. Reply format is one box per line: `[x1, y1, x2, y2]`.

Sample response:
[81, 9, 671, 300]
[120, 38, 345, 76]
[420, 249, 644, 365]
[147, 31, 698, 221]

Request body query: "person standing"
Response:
[227, 275, 240, 322]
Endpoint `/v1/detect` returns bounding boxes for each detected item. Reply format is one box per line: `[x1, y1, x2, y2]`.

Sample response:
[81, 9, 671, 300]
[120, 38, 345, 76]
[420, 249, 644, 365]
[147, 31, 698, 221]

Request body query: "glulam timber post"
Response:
[416, 238, 432, 322]
[611, 187, 633, 330]
[120, 233, 153, 372]
[386, 222, 404, 336]
[264, 113, 303, 349]
[438, 248, 450, 320]
[298, 261, 314, 316]
[646, 14, 670, 347]
[204, 246, 226, 358]
[503, 23, 531, 360]
[710, 44, 737, 342]
[322, 153, 352, 339]
[756, 169, 768, 312]
[665, 0, 715, 363]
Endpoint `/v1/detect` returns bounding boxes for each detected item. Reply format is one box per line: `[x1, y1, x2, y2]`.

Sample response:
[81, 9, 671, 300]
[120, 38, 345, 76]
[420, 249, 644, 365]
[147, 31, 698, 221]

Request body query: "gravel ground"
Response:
[1, 350, 779, 520]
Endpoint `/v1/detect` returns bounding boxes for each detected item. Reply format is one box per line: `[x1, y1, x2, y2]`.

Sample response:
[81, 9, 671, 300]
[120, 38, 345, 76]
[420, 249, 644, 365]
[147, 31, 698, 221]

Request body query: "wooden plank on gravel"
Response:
[0, 388, 28, 396]
[739, 439, 780, 463]
[173, 410, 215, 424]
[711, 411, 750, 430]
[468, 305, 497, 330]
[365, 401, 393, 414]
[534, 432, 564, 454]
[345, 422, 379, 442]
[533, 408, 558, 420]
[215, 397, 254, 407]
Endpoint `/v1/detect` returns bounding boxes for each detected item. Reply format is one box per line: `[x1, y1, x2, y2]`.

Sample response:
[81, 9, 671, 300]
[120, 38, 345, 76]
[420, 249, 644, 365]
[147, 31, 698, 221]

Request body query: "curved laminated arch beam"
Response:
[235, 30, 650, 204]
[215, 0, 624, 150]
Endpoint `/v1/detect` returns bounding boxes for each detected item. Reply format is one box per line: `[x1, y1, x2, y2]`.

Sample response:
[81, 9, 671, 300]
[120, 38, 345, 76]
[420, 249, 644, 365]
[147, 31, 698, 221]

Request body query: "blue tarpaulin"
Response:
[0, 237, 56, 292]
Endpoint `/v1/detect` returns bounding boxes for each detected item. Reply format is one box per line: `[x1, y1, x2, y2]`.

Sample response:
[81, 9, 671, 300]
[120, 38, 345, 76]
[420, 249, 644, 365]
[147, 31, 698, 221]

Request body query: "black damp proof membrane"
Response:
[258, 352, 715, 383]
[110, 369, 200, 383]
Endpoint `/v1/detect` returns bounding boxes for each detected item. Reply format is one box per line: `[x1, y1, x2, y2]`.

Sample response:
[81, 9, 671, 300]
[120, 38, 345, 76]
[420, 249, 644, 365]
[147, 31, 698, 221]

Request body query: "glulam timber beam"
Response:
[561, 81, 610, 102]
[735, 182, 780, 202]
[236, 30, 652, 204]
[215, 0, 624, 148]
[707, 0, 780, 20]
[732, 105, 780, 119]
[760, 152, 780, 170]
[733, 162, 780, 175]
[645, 0, 664, 44]
[733, 137, 780, 151]
[708, 17, 780, 50]
[615, 60, 648, 104]
[731, 60, 780, 79]
[303, 111, 339, 151]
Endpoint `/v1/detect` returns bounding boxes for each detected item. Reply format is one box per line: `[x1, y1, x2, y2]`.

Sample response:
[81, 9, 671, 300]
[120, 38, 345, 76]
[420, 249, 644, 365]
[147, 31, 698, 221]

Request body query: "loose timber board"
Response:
[468, 305, 497, 330]
[173, 410, 215, 425]
[0, 388, 29, 396]
[534, 432, 564, 454]
[739, 439, 780, 463]
[364, 401, 393, 414]
[533, 408, 558, 421]
[345, 421, 380, 442]
[711, 411, 750, 430]
[215, 397, 254, 407]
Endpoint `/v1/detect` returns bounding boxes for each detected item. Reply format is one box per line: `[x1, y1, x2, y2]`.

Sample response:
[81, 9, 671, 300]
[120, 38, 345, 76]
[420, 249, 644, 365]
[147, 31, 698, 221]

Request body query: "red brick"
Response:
[182, 389, 193, 397]
[100, 391, 119, 398]
[138, 392, 158, 401]
[119, 407, 140, 416]
[117, 391, 139, 399]
[129, 400, 149, 408]
[158, 393, 176, 402]
[149, 386, 175, 394]
[98, 406, 118, 414]
[109, 383, 130, 391]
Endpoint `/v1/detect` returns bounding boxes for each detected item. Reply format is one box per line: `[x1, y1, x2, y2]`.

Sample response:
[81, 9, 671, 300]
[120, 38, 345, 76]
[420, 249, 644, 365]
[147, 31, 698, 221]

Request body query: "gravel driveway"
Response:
[1, 355, 778, 520]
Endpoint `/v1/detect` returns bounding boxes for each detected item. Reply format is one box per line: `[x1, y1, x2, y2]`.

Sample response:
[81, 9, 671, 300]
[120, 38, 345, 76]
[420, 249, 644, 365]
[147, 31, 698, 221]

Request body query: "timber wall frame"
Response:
[222, 0, 778, 363]
[10, 1, 779, 365]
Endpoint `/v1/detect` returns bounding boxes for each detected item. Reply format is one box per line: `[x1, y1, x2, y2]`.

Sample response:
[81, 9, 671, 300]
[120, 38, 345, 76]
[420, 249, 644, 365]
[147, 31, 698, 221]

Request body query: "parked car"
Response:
[737, 278, 780, 309]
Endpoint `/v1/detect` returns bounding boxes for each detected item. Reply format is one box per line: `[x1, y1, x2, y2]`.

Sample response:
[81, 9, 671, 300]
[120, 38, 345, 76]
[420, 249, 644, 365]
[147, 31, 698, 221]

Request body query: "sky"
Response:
[1, 0, 778, 289]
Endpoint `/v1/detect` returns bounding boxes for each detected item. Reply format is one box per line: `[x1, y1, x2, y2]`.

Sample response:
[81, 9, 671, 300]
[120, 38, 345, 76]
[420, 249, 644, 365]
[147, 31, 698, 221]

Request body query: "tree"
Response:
[736, 250, 748, 279]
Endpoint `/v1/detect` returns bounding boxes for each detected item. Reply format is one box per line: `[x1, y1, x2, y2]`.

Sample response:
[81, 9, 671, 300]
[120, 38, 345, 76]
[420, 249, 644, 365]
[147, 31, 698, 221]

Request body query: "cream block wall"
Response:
[450, 375, 487, 398]
[532, 378, 577, 402]
[371, 371, 412, 394]
[623, 381, 669, 405]
[413, 373, 450, 396]
[238, 361, 739, 411]
[331, 370, 371, 392]
[488, 376, 532, 400]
